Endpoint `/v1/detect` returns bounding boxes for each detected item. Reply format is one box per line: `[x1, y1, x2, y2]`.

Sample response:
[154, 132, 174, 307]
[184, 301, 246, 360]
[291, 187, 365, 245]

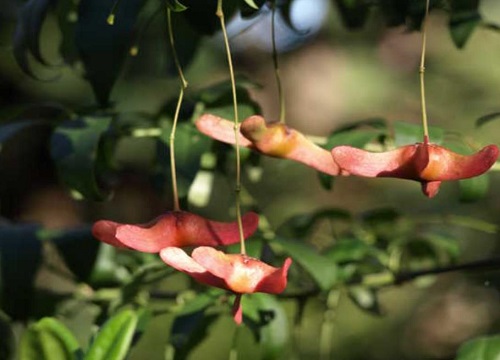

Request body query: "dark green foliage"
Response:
[0, 224, 42, 320]
[13, 0, 57, 78]
[333, 0, 371, 29]
[75, 0, 145, 106]
[456, 334, 500, 360]
[50, 115, 114, 200]
[243, 293, 289, 359]
[449, 0, 481, 48]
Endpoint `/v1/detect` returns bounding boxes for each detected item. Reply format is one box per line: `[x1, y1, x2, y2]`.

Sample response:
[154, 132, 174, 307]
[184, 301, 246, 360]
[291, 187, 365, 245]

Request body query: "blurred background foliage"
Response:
[2, 0, 500, 359]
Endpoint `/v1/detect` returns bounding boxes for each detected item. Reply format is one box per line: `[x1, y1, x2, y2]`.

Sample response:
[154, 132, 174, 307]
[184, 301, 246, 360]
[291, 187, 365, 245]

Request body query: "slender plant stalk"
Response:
[419, 0, 431, 139]
[216, 0, 246, 255]
[167, 7, 188, 211]
[271, 2, 286, 123]
[319, 289, 341, 360]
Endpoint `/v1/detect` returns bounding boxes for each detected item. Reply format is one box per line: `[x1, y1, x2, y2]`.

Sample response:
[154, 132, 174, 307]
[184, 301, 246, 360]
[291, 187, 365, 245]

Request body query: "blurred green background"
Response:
[2, 0, 500, 359]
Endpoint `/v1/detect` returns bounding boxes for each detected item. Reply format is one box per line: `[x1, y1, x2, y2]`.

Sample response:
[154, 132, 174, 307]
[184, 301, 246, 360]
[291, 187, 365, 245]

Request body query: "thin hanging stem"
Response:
[167, 6, 188, 211]
[271, 2, 285, 123]
[419, 0, 431, 140]
[216, 0, 246, 255]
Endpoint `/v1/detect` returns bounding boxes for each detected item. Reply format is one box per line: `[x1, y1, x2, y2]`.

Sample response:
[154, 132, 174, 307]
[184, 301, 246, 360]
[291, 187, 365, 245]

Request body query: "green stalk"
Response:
[271, 2, 286, 123]
[167, 6, 188, 211]
[419, 0, 431, 140]
[216, 0, 246, 255]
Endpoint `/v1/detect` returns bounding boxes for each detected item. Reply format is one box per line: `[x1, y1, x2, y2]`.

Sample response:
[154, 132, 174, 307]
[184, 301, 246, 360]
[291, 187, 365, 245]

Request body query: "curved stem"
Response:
[216, 0, 246, 255]
[167, 6, 188, 211]
[419, 0, 431, 140]
[271, 2, 286, 123]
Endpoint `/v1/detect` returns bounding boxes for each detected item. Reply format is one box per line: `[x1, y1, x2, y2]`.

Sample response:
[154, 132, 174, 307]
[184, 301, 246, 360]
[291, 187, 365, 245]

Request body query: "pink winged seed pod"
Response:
[331, 136, 499, 198]
[160, 246, 292, 324]
[195, 114, 340, 176]
[92, 211, 259, 252]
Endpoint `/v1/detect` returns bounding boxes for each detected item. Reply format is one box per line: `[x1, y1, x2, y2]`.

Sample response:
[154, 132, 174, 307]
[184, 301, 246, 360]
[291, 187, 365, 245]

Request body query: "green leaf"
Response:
[166, 0, 188, 12]
[271, 237, 338, 291]
[393, 121, 444, 146]
[0, 224, 42, 320]
[476, 112, 500, 128]
[19, 317, 81, 360]
[324, 237, 376, 264]
[12, 0, 56, 78]
[85, 309, 138, 360]
[169, 293, 218, 360]
[50, 116, 114, 200]
[193, 78, 261, 121]
[333, 0, 370, 29]
[75, 0, 145, 106]
[449, 0, 481, 48]
[456, 334, 500, 360]
[242, 294, 289, 360]
[0, 311, 15, 360]
[278, 208, 351, 238]
[41, 226, 99, 282]
[459, 174, 490, 202]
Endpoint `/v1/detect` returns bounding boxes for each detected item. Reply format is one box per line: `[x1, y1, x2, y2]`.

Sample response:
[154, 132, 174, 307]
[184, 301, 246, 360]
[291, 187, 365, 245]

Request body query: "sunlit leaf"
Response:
[19, 317, 81, 360]
[456, 334, 500, 360]
[271, 237, 338, 291]
[50, 115, 114, 200]
[85, 309, 138, 360]
[242, 293, 289, 360]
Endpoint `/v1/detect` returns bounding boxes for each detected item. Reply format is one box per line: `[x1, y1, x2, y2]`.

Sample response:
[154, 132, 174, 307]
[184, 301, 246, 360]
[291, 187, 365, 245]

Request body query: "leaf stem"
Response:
[271, 2, 286, 123]
[167, 7, 188, 211]
[217, 0, 246, 255]
[419, 0, 431, 140]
